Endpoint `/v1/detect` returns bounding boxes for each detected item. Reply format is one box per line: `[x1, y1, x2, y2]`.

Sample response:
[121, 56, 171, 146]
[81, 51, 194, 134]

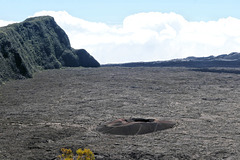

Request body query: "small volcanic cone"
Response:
[97, 118, 176, 135]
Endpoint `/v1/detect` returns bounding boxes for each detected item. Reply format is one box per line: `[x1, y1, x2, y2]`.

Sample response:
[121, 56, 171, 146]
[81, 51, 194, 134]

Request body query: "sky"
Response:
[1, 0, 240, 64]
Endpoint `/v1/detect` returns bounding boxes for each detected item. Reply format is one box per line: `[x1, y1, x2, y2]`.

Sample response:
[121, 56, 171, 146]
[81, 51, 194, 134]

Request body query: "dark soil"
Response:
[0, 67, 240, 160]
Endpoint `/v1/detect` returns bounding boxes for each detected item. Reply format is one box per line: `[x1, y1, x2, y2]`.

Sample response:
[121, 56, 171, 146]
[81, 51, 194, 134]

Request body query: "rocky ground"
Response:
[0, 67, 239, 160]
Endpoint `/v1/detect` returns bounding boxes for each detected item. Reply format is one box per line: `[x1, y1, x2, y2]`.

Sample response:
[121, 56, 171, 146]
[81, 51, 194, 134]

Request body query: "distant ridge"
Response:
[103, 52, 240, 68]
[0, 16, 100, 83]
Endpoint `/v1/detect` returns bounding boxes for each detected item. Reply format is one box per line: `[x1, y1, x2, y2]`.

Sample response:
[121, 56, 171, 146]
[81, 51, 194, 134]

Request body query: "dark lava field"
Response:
[0, 67, 240, 160]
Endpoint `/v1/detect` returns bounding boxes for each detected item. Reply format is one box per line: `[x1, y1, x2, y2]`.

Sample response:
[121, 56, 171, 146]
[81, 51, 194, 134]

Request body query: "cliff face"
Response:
[0, 16, 100, 83]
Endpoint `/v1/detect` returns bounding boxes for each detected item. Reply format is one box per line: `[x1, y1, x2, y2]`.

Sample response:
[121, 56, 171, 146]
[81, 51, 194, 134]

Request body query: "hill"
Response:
[104, 52, 240, 68]
[0, 16, 100, 83]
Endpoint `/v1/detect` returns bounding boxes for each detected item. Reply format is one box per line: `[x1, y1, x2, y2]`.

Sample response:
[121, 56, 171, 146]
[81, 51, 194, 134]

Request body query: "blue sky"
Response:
[1, 0, 240, 64]
[1, 0, 240, 23]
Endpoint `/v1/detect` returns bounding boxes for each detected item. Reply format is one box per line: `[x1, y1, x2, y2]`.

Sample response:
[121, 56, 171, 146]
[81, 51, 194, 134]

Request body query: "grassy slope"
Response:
[0, 16, 100, 83]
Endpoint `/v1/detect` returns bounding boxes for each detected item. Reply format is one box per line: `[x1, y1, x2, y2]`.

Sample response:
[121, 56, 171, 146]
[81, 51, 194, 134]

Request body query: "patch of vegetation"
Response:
[0, 16, 100, 83]
[57, 148, 95, 160]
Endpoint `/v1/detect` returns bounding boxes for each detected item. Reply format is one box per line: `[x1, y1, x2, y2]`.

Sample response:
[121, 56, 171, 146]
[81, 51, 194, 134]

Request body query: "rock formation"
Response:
[0, 16, 100, 83]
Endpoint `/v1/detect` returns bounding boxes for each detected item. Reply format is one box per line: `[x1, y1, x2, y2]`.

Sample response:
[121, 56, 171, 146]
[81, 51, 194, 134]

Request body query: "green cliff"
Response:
[0, 16, 100, 83]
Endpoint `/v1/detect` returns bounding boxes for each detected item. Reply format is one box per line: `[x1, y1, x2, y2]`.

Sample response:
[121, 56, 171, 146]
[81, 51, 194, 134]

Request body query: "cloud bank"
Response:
[4, 11, 240, 64]
[0, 20, 16, 27]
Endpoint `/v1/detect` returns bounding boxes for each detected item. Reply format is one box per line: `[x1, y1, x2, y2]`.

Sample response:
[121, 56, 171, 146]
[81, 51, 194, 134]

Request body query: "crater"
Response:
[97, 118, 176, 135]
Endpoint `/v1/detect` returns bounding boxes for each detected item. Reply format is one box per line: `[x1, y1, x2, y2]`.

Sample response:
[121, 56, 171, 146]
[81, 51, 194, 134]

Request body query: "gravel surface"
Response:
[0, 67, 240, 160]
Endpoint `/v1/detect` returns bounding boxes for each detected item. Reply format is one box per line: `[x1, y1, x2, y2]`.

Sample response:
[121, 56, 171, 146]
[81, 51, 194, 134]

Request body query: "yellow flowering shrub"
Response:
[76, 148, 95, 160]
[58, 148, 95, 160]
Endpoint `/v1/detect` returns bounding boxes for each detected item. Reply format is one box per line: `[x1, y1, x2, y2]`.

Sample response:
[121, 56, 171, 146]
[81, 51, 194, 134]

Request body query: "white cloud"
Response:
[0, 20, 16, 27]
[18, 11, 240, 64]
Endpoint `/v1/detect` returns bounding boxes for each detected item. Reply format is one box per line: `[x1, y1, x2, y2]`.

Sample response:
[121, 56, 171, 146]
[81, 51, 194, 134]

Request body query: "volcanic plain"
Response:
[0, 67, 240, 160]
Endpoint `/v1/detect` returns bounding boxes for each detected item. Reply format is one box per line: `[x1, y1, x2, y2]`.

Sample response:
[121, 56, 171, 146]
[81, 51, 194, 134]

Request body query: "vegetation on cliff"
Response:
[0, 16, 100, 83]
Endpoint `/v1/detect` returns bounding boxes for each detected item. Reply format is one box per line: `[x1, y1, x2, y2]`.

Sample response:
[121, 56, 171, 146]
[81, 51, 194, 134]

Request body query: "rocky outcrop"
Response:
[0, 16, 100, 83]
